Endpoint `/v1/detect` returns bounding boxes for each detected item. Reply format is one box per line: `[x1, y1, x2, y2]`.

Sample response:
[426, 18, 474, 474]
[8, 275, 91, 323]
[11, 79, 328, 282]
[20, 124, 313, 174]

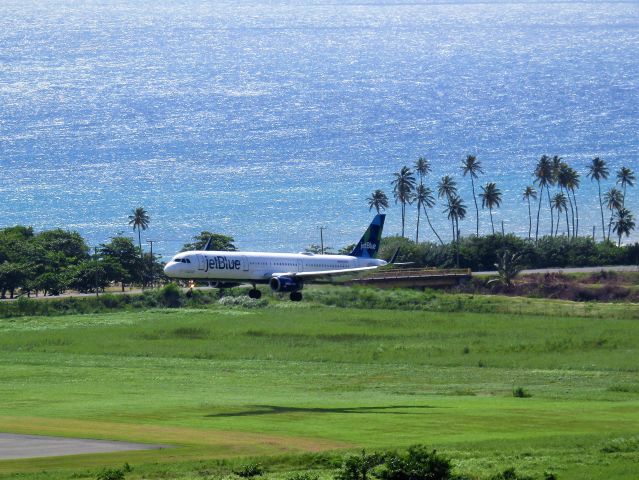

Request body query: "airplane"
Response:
[163, 214, 388, 301]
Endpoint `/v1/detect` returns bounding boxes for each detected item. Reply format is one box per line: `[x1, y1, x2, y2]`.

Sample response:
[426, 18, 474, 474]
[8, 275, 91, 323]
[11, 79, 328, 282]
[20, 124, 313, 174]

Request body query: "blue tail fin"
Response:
[349, 214, 385, 258]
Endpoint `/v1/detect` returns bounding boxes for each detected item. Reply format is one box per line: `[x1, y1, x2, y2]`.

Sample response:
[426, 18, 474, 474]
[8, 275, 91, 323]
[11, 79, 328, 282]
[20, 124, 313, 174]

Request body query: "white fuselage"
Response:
[163, 251, 386, 283]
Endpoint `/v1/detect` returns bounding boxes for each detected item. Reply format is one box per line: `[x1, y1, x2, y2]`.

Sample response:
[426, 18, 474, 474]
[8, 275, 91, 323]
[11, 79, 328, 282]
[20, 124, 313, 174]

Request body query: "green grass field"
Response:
[0, 290, 638, 479]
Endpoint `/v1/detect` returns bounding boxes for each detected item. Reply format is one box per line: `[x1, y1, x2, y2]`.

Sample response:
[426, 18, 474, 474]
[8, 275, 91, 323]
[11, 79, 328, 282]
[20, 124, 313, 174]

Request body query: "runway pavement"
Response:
[0, 433, 165, 460]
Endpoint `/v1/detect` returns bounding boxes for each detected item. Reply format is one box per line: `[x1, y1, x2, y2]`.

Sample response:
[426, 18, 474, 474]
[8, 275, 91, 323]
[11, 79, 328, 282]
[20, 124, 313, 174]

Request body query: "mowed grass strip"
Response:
[0, 301, 638, 479]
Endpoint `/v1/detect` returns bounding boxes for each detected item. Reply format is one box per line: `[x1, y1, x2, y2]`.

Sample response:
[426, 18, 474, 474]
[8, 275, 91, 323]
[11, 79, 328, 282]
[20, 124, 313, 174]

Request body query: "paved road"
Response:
[0, 433, 165, 460]
[474, 264, 639, 276]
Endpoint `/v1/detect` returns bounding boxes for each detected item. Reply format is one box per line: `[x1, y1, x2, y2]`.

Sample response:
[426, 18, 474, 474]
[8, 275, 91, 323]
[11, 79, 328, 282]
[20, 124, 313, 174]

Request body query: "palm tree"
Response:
[551, 192, 568, 236]
[461, 155, 483, 236]
[479, 182, 502, 235]
[391, 166, 416, 237]
[416, 184, 443, 245]
[613, 208, 635, 246]
[445, 195, 467, 266]
[557, 162, 575, 238]
[603, 187, 623, 241]
[367, 189, 389, 214]
[565, 166, 581, 237]
[414, 157, 431, 181]
[128, 207, 150, 255]
[522, 186, 537, 240]
[533, 155, 553, 241]
[414, 157, 433, 243]
[587, 157, 609, 241]
[616, 166, 635, 208]
[437, 175, 458, 242]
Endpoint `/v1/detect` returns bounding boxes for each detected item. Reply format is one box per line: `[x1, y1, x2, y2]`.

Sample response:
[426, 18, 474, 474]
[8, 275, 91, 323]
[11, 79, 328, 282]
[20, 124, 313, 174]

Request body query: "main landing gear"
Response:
[289, 291, 303, 302]
[248, 287, 262, 299]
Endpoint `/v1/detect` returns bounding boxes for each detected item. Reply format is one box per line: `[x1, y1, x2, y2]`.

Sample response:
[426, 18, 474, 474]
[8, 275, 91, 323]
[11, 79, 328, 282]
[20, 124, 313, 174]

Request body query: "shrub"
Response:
[336, 450, 384, 480]
[601, 436, 639, 453]
[234, 463, 265, 478]
[378, 445, 452, 480]
[513, 387, 532, 398]
[489, 468, 533, 480]
[159, 283, 182, 308]
[287, 473, 320, 480]
[96, 467, 125, 480]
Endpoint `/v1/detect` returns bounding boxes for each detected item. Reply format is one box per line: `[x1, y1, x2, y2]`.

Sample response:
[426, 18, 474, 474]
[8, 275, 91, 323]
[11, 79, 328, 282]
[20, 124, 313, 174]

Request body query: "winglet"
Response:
[389, 247, 401, 264]
[203, 236, 213, 251]
[349, 214, 385, 258]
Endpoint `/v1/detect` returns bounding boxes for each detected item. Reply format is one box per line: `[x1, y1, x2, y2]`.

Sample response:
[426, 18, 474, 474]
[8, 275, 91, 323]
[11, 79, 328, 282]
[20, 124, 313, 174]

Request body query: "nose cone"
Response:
[164, 263, 175, 277]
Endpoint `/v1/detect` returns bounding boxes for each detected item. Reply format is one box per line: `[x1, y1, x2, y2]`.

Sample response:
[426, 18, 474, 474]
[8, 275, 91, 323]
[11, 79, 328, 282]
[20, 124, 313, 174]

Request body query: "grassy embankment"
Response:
[0, 289, 638, 479]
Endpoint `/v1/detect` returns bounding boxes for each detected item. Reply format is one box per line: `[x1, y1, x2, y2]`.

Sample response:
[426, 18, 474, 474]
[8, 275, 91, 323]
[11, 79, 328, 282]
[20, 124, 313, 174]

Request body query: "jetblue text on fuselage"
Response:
[206, 255, 241, 272]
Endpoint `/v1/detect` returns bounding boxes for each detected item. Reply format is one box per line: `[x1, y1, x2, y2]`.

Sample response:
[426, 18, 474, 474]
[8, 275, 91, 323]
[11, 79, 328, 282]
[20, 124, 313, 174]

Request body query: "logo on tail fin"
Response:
[349, 214, 385, 258]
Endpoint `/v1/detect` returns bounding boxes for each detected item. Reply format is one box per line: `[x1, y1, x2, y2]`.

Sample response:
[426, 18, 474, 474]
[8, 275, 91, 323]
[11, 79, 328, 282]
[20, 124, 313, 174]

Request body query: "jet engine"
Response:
[269, 276, 303, 293]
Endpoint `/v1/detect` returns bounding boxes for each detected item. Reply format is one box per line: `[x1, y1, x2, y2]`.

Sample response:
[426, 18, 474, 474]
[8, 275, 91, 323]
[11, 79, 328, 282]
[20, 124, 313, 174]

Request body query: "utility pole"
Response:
[319, 226, 326, 255]
[147, 240, 155, 287]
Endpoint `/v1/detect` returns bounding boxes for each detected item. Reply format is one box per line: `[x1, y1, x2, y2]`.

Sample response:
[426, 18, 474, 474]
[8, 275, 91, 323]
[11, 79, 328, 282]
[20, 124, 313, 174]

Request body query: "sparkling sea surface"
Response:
[1, 0, 638, 258]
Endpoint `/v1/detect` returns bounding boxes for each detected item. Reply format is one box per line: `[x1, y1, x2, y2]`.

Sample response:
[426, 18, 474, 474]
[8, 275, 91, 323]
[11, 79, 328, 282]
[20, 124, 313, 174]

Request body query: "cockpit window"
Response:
[185, 258, 191, 263]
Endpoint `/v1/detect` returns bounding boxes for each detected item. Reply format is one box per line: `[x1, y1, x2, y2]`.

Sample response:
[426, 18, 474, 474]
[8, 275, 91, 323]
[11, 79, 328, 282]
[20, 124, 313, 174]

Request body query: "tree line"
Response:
[0, 207, 237, 299]
[368, 155, 636, 249]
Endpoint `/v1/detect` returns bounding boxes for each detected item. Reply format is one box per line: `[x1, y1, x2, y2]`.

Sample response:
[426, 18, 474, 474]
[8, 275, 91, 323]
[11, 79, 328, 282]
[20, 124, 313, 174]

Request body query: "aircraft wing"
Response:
[270, 266, 379, 280]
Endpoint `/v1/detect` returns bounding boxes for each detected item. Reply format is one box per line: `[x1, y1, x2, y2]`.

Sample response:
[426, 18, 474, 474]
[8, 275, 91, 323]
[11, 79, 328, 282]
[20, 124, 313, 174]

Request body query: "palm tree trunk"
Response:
[623, 184, 627, 208]
[138, 228, 142, 256]
[598, 180, 605, 241]
[471, 176, 479, 236]
[564, 187, 575, 239]
[572, 188, 579, 237]
[527, 198, 532, 240]
[401, 202, 406, 237]
[451, 217, 456, 243]
[489, 208, 495, 234]
[547, 187, 554, 237]
[424, 208, 444, 245]
[416, 204, 421, 243]
[607, 208, 614, 242]
[455, 217, 460, 267]
[565, 208, 570, 237]
[554, 209, 560, 236]
[535, 185, 544, 241]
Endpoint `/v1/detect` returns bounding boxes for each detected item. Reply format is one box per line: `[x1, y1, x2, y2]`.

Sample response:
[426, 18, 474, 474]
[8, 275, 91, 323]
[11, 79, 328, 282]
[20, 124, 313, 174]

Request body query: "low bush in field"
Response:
[513, 387, 532, 398]
[234, 463, 265, 478]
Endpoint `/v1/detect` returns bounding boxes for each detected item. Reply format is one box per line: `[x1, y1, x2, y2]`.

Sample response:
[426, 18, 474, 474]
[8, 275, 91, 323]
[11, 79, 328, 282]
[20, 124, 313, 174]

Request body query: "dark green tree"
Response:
[378, 445, 452, 480]
[182, 232, 237, 252]
[100, 236, 143, 291]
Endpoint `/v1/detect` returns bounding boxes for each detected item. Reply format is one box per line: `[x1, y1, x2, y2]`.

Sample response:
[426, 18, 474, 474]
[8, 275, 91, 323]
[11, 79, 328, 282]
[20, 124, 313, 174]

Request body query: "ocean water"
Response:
[1, 0, 638, 258]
